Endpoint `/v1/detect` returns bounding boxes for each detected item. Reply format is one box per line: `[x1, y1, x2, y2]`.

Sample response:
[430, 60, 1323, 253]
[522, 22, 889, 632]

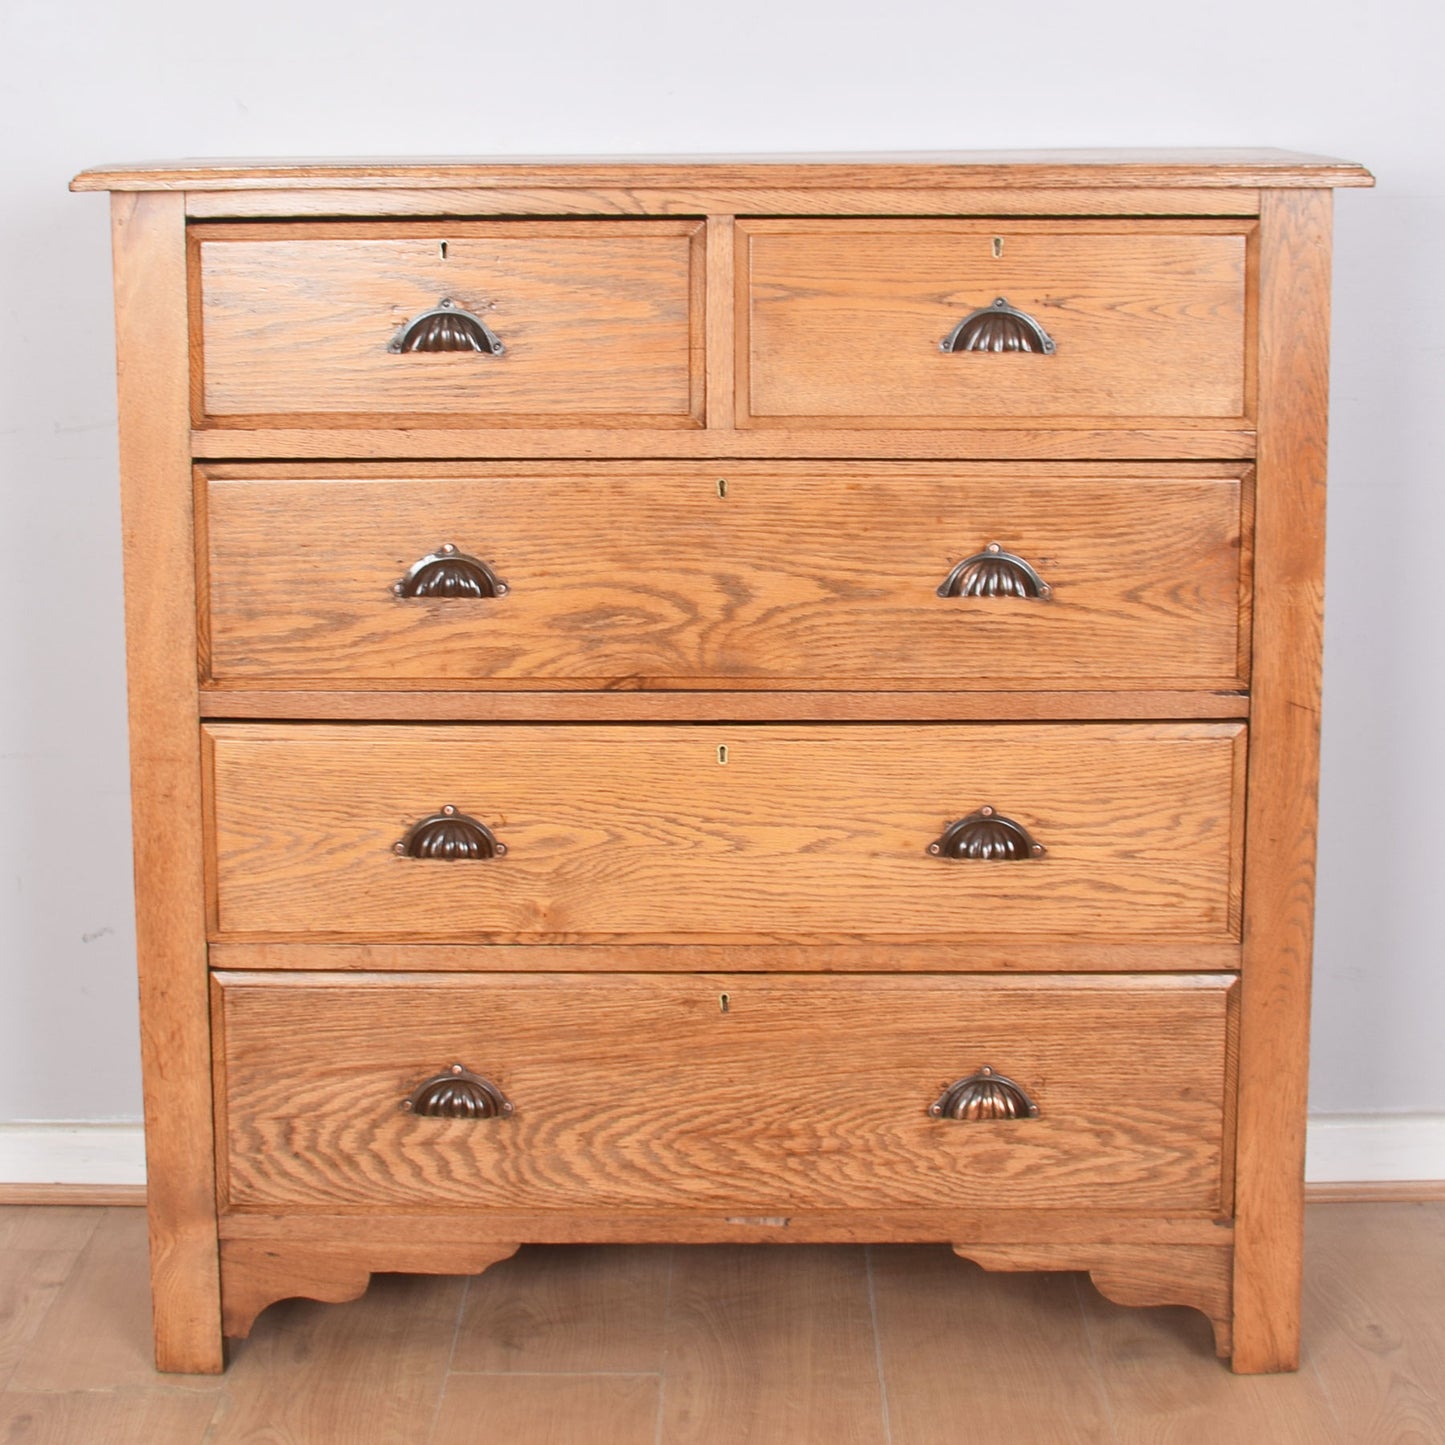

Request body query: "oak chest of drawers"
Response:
[72, 151, 1372, 1374]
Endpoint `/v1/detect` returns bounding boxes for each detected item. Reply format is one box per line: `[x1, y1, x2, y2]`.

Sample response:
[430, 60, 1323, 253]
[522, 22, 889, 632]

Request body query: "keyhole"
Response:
[717, 478, 728, 498]
[719, 993, 731, 1013]
[439, 240, 448, 260]
[992, 236, 1004, 258]
[717, 745, 729, 765]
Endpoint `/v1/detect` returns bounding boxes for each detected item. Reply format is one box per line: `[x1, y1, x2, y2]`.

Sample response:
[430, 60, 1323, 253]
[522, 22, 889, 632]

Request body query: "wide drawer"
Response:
[201, 463, 1250, 691]
[740, 220, 1251, 426]
[205, 722, 1245, 942]
[192, 221, 705, 427]
[213, 971, 1235, 1214]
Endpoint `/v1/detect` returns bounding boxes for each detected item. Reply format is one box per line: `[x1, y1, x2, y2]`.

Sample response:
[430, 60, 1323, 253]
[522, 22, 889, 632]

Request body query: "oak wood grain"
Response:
[109, 192, 223, 1375]
[191, 423, 1258, 459]
[220, 1239, 517, 1339]
[179, 185, 1268, 220]
[211, 971, 1234, 1215]
[205, 722, 1246, 942]
[201, 464, 1249, 690]
[70, 149, 1375, 192]
[207, 939, 1243, 974]
[1231, 189, 1333, 1375]
[216, 1210, 1235, 1248]
[196, 688, 1250, 722]
[194, 221, 705, 426]
[740, 220, 1251, 425]
[960, 1242, 1233, 1356]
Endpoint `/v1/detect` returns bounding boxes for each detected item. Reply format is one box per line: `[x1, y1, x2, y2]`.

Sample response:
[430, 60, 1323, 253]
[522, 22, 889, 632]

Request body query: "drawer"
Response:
[740, 220, 1251, 426]
[205, 722, 1245, 942]
[201, 463, 1250, 691]
[213, 971, 1236, 1214]
[192, 221, 705, 427]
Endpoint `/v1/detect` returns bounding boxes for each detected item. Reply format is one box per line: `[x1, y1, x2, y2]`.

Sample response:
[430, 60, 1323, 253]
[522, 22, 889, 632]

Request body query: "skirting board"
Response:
[0, 1115, 1441, 1204]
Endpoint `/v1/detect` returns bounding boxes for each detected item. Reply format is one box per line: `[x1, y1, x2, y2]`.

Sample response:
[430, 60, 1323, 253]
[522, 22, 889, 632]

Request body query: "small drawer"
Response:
[213, 970, 1236, 1215]
[205, 722, 1246, 943]
[192, 221, 705, 427]
[739, 219, 1251, 427]
[201, 462, 1250, 691]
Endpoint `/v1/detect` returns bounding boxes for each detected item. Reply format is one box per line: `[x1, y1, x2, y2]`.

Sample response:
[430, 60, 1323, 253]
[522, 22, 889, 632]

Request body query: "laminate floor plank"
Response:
[0, 1209, 102, 1392]
[0, 1208, 101, 1255]
[207, 1273, 466, 1444]
[7, 1209, 221, 1394]
[657, 1244, 888, 1445]
[430, 1373, 661, 1445]
[0, 1386, 219, 1444]
[1078, 1281, 1342, 1443]
[870, 1245, 1116, 1444]
[1303, 1202, 1445, 1444]
[0, 1202, 1437, 1442]
[450, 1245, 673, 1374]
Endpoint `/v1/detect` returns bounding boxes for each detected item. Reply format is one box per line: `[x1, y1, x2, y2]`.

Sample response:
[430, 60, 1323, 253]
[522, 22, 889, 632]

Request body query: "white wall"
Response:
[1, 2, 1439, 1156]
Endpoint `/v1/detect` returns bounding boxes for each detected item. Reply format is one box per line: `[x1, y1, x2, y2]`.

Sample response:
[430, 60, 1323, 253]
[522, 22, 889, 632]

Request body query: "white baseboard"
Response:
[0, 1115, 1440, 1190]
[0, 1123, 146, 1187]
[1304, 1113, 1445, 1183]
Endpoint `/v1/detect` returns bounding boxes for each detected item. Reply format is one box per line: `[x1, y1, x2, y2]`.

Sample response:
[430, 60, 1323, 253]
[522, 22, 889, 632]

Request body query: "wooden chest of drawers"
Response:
[72, 151, 1372, 1375]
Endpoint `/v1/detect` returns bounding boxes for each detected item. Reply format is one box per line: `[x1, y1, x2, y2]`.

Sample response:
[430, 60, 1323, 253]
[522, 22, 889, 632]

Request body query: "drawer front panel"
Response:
[206, 722, 1245, 942]
[214, 971, 1234, 1214]
[741, 220, 1250, 425]
[202, 464, 1249, 690]
[194, 221, 704, 425]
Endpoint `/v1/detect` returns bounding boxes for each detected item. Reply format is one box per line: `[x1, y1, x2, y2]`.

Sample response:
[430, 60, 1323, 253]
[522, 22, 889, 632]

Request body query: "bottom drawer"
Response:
[213, 971, 1235, 1216]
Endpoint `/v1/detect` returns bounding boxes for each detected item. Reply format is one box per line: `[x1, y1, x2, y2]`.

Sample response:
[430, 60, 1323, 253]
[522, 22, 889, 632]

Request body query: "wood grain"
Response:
[69, 149, 1375, 192]
[194, 220, 705, 426]
[201, 464, 1248, 690]
[207, 938, 1243, 975]
[196, 688, 1251, 721]
[211, 971, 1234, 1214]
[109, 191, 223, 1375]
[181, 185, 1268, 219]
[191, 423, 1258, 460]
[216, 1207, 1233, 1249]
[212, 1272, 467, 1442]
[433, 1374, 661, 1445]
[450, 1244, 673, 1373]
[1231, 189, 1334, 1375]
[658, 1246, 887, 1445]
[1303, 1203, 1445, 1442]
[6, 1211, 219, 1393]
[870, 1245, 1114, 1443]
[740, 219, 1251, 425]
[220, 1239, 518, 1338]
[960, 1242, 1233, 1356]
[205, 722, 1246, 942]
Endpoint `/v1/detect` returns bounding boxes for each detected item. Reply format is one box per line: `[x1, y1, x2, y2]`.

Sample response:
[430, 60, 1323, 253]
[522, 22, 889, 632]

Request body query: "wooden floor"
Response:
[0, 1204, 1439, 1443]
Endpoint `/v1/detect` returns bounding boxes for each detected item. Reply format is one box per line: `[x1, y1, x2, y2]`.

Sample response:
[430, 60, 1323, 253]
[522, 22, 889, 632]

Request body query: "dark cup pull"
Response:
[394, 544, 508, 600]
[929, 1066, 1040, 1120]
[940, 297, 1056, 354]
[928, 806, 1045, 860]
[401, 1064, 514, 1118]
[388, 297, 505, 354]
[395, 805, 507, 860]
[937, 542, 1052, 600]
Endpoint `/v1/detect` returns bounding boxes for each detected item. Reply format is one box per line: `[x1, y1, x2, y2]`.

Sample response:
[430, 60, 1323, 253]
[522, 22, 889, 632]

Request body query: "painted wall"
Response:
[0, 1, 1438, 1150]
